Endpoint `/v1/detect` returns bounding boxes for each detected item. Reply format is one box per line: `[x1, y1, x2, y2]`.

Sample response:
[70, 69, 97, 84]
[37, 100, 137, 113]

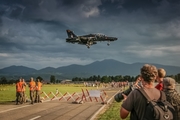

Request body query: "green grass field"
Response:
[96, 100, 130, 120]
[0, 83, 97, 104]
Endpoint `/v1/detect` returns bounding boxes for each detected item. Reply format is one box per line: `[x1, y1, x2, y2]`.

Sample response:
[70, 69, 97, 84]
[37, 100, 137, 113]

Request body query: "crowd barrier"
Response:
[59, 92, 81, 102]
[81, 89, 107, 104]
[39, 88, 107, 104]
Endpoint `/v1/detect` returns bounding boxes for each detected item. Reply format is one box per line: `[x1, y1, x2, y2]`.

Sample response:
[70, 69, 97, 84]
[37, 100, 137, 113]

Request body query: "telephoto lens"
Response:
[114, 85, 133, 102]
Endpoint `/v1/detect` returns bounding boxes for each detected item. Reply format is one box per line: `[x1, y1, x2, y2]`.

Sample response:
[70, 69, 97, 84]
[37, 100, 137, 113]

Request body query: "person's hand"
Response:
[122, 93, 127, 101]
[135, 84, 142, 89]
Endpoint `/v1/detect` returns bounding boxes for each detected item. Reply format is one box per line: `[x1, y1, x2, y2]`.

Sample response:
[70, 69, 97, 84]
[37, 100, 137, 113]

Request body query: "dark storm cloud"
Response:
[0, 0, 180, 69]
[0, 36, 24, 52]
[121, 0, 160, 11]
[0, 0, 39, 19]
[0, 0, 102, 24]
[60, 0, 85, 6]
[99, 0, 180, 23]
[1, 0, 180, 22]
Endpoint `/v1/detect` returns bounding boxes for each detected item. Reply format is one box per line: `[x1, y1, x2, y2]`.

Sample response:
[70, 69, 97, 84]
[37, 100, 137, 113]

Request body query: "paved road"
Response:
[0, 87, 121, 120]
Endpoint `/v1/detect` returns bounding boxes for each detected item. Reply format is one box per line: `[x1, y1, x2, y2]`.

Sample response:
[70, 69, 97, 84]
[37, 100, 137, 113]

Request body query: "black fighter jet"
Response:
[66, 29, 118, 48]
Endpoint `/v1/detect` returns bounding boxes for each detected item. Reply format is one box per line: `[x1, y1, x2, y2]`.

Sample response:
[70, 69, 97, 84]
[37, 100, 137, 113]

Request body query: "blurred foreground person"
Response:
[35, 79, 42, 103]
[16, 79, 23, 105]
[120, 64, 174, 120]
[29, 77, 36, 104]
[155, 68, 166, 90]
[163, 77, 180, 120]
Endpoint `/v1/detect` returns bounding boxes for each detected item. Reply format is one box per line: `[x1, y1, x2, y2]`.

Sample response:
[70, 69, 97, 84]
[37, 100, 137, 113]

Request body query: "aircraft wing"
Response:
[66, 38, 79, 43]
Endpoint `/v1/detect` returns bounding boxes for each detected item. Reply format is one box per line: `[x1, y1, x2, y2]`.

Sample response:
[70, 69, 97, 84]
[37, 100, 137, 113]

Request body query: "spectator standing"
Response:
[35, 79, 42, 103]
[155, 68, 166, 90]
[22, 79, 27, 103]
[56, 88, 59, 94]
[120, 64, 160, 120]
[16, 79, 23, 105]
[163, 77, 180, 120]
[29, 77, 36, 104]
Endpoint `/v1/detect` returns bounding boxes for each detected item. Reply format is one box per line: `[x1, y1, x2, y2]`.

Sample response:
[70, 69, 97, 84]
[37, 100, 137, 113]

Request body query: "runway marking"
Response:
[0, 105, 30, 113]
[29, 116, 41, 120]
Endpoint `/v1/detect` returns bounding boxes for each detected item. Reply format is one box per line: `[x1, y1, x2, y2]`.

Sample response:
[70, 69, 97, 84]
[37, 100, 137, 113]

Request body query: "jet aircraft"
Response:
[66, 30, 118, 48]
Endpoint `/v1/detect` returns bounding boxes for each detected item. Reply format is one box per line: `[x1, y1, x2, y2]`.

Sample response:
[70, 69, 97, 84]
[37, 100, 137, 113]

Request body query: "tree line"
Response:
[0, 76, 43, 84]
[71, 74, 180, 83]
[1, 73, 180, 84]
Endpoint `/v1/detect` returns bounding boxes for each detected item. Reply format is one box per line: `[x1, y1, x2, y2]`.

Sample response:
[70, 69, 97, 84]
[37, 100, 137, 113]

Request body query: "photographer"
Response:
[114, 76, 142, 102]
[120, 64, 160, 120]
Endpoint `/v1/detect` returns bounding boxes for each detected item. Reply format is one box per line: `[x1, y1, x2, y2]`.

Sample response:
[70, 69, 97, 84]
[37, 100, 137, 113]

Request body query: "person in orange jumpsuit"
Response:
[16, 78, 23, 105]
[35, 79, 42, 103]
[29, 77, 36, 104]
[22, 79, 27, 103]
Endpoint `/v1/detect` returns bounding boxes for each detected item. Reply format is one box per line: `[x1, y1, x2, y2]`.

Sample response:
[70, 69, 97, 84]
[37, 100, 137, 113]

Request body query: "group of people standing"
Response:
[16, 77, 42, 105]
[120, 64, 180, 120]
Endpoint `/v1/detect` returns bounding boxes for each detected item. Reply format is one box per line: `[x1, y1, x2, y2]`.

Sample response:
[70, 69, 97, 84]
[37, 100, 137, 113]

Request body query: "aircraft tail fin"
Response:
[66, 30, 77, 38]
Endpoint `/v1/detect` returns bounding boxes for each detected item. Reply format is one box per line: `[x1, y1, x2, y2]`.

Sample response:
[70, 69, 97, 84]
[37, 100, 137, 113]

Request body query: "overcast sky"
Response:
[0, 0, 180, 70]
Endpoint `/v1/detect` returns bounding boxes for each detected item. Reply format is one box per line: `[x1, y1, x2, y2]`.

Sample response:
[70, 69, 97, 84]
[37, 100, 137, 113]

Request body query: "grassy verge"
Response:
[96, 100, 130, 120]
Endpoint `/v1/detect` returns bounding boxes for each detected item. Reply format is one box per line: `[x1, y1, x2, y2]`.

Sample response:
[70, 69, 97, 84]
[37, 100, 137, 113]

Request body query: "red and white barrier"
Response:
[80, 89, 107, 104]
[59, 92, 68, 101]
[50, 91, 60, 100]
[59, 92, 81, 102]
[40, 91, 52, 102]
[40, 89, 107, 104]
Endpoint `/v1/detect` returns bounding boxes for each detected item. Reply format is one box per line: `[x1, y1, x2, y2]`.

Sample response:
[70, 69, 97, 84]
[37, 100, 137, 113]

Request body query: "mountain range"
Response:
[0, 59, 180, 80]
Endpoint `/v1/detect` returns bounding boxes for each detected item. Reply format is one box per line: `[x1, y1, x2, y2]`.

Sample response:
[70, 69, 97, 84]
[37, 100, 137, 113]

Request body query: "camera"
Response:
[114, 83, 141, 102]
[114, 85, 133, 102]
[114, 78, 142, 102]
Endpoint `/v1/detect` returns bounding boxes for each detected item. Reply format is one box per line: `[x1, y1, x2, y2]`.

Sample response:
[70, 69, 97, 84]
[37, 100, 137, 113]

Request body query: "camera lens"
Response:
[114, 92, 124, 102]
[114, 86, 133, 102]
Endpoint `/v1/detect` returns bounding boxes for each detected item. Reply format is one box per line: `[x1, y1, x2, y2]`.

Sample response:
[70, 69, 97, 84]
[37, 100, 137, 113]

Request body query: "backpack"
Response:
[137, 89, 175, 120]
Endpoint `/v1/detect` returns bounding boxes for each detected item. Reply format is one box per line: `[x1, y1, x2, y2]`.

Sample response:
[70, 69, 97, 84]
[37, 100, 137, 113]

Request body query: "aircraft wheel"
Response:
[86, 44, 90, 48]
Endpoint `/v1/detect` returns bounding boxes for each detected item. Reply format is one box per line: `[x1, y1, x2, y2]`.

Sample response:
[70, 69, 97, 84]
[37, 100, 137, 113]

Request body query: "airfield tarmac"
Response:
[0, 87, 121, 120]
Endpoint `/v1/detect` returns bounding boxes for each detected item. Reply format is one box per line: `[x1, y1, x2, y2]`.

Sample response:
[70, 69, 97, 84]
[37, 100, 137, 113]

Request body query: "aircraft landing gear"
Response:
[86, 44, 90, 48]
[86, 40, 93, 48]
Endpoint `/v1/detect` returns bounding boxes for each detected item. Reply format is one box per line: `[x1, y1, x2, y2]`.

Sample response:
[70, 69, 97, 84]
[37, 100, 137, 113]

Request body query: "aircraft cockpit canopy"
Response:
[93, 33, 107, 38]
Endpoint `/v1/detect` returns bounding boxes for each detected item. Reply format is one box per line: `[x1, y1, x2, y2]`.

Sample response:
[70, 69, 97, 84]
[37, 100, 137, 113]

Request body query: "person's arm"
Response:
[120, 93, 129, 119]
[120, 107, 130, 119]
[24, 82, 27, 87]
